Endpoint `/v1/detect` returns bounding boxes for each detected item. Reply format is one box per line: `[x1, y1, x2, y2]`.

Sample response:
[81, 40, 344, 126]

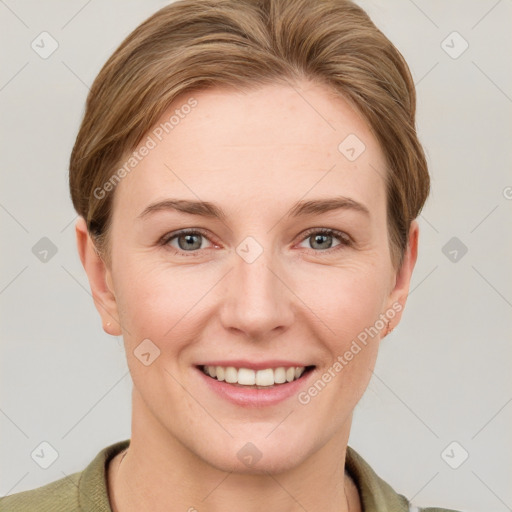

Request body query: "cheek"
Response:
[293, 265, 386, 394]
[113, 260, 214, 346]
[291, 262, 389, 335]
[114, 265, 202, 395]
[299, 271, 385, 410]
[114, 245, 391, 351]
[109, 156, 394, 347]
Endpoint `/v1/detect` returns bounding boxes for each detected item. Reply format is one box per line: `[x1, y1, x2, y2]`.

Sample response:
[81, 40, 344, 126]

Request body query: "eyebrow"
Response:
[137, 195, 370, 221]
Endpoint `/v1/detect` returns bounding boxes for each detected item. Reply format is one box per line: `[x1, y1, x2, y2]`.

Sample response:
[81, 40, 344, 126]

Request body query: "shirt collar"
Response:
[345, 445, 410, 511]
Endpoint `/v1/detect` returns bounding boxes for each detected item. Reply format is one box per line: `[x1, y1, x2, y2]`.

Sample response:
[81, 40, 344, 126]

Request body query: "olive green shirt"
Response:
[0, 439, 461, 511]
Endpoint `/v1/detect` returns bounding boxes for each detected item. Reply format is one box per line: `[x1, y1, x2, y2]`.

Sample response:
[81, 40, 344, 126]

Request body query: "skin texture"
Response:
[76, 80, 419, 512]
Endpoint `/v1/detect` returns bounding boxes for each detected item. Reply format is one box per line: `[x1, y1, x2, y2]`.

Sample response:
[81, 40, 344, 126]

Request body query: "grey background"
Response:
[1, 1, 511, 510]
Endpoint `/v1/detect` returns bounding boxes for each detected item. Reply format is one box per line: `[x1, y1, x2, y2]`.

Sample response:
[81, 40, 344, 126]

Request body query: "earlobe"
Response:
[75, 217, 122, 336]
[383, 220, 420, 335]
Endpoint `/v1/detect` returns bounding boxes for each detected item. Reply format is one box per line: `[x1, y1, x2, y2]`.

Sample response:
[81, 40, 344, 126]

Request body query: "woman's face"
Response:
[80, 80, 417, 473]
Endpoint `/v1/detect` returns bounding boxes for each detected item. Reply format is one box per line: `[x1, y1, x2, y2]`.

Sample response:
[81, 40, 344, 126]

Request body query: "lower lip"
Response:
[196, 367, 315, 407]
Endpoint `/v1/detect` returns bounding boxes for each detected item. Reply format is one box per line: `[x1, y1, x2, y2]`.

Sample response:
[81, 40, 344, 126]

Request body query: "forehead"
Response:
[113, 81, 387, 217]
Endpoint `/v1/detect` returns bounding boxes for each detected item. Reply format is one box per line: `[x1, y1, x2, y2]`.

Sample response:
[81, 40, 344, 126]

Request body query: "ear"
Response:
[382, 220, 419, 334]
[75, 216, 122, 336]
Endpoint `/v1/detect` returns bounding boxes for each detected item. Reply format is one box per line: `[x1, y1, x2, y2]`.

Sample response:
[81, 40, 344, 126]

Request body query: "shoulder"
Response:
[345, 446, 464, 512]
[0, 470, 82, 512]
[0, 439, 130, 512]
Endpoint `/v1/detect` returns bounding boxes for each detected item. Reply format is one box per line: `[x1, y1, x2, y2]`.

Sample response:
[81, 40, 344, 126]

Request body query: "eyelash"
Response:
[159, 227, 353, 258]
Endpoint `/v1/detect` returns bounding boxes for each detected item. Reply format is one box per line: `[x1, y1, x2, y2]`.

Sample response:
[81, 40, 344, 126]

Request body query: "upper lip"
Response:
[196, 360, 314, 370]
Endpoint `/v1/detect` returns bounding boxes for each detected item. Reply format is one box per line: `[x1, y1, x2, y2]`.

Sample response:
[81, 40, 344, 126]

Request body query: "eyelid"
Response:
[159, 226, 353, 256]
[295, 227, 353, 253]
[298, 227, 352, 244]
[158, 228, 219, 254]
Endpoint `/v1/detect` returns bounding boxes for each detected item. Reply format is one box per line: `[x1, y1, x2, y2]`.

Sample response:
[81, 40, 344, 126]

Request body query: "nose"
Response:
[219, 242, 295, 341]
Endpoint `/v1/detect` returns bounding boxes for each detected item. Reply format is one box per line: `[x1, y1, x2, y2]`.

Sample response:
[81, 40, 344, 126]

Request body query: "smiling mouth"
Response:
[198, 365, 315, 388]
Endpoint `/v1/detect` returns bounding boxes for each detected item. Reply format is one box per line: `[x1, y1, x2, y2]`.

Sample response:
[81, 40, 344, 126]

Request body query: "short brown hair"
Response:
[69, 0, 429, 269]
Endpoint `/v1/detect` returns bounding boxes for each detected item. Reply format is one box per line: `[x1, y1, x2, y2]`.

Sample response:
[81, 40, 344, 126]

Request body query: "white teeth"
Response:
[224, 366, 238, 384]
[274, 367, 286, 384]
[201, 365, 309, 387]
[238, 368, 256, 385]
[255, 368, 274, 386]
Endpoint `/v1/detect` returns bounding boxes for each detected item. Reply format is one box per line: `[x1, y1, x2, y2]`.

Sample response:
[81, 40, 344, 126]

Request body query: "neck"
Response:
[108, 392, 361, 512]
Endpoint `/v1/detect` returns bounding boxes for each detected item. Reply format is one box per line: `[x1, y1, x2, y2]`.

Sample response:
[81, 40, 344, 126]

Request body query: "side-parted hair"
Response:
[69, 0, 429, 269]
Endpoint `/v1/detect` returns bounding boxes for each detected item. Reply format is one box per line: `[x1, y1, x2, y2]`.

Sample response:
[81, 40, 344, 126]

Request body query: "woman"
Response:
[1, 0, 462, 510]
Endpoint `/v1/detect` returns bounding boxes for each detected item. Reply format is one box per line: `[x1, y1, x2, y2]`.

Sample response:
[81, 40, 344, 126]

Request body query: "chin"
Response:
[210, 448, 308, 475]
[192, 430, 314, 475]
